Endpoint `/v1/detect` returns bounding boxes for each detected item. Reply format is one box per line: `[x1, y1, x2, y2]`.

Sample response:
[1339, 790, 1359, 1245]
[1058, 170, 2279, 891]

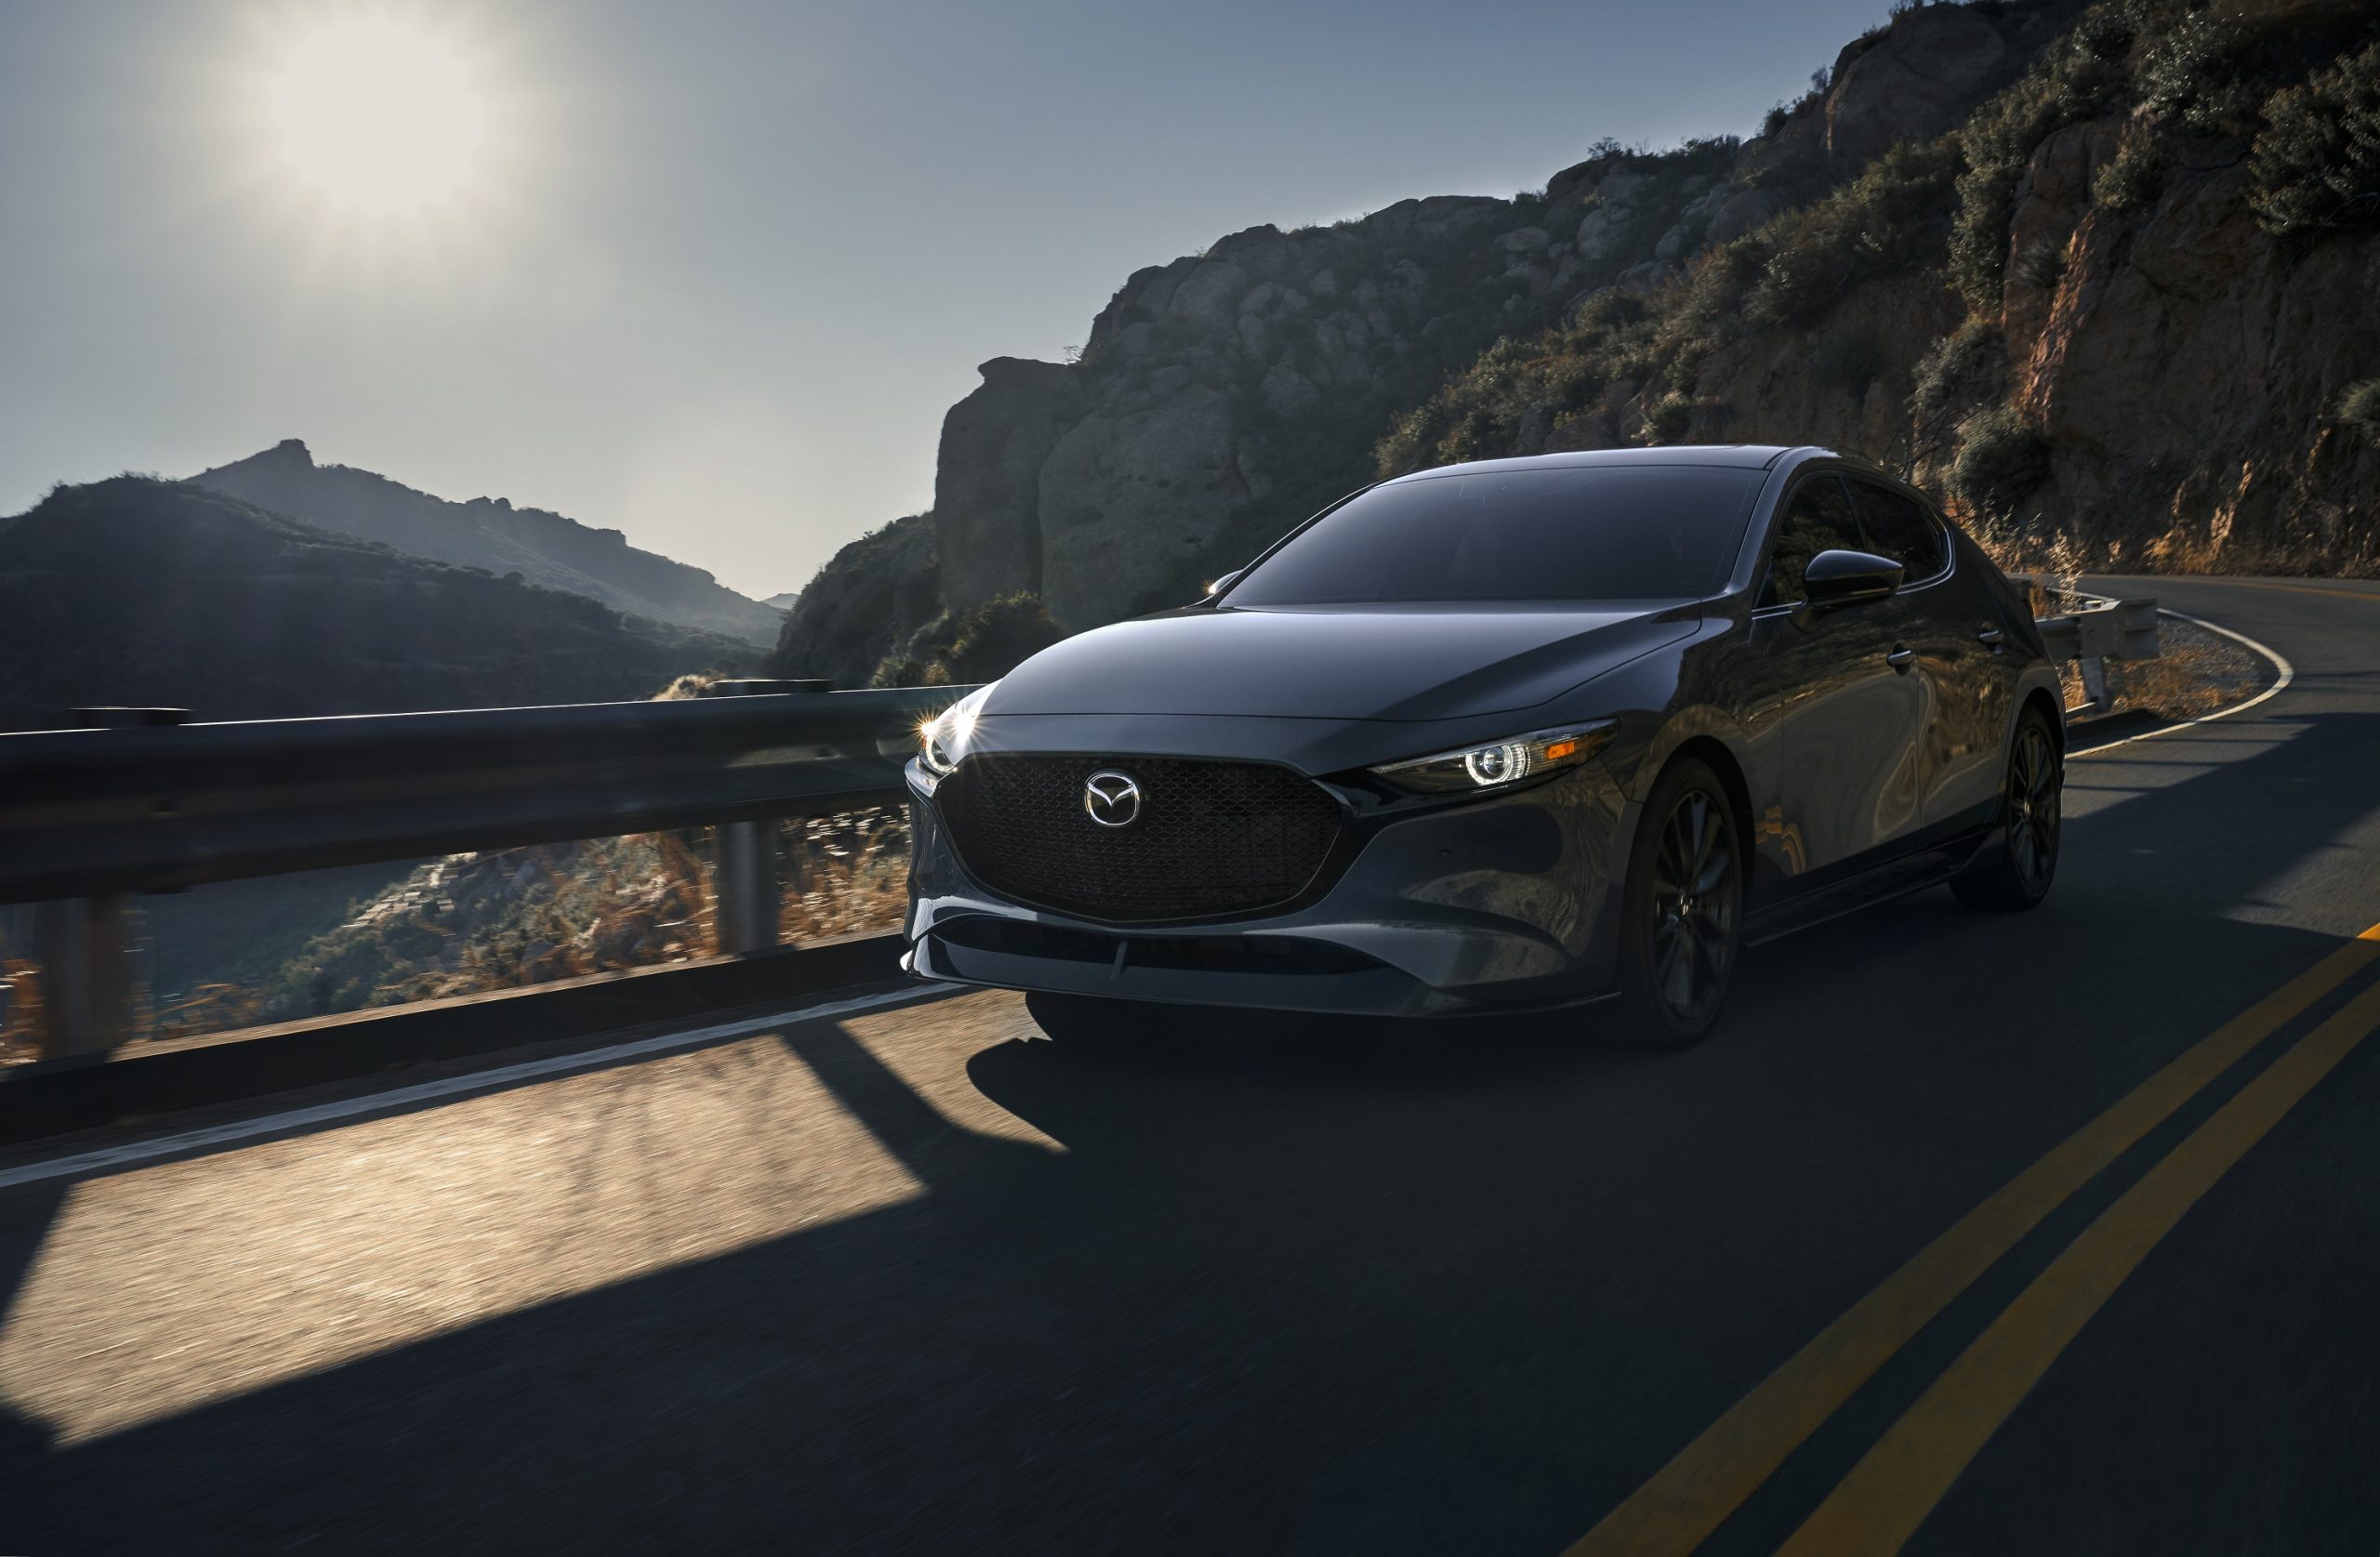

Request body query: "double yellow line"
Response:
[1567, 920, 2380, 1557]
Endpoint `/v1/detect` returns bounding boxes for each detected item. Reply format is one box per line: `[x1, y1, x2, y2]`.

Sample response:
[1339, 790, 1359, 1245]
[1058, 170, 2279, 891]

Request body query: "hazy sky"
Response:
[0, 0, 1891, 598]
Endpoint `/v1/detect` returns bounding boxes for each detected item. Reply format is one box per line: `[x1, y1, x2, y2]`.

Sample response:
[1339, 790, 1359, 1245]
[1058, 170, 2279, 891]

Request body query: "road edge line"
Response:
[0, 983, 943, 1192]
[2069, 609, 2294, 759]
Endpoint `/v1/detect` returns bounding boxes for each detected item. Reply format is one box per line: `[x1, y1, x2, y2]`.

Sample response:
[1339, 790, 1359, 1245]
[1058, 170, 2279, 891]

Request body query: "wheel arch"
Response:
[1662, 735, 1757, 888]
[2020, 684, 2065, 754]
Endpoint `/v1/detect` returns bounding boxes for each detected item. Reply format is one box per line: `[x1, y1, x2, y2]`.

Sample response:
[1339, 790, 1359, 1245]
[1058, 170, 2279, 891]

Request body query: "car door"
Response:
[1845, 477, 2006, 838]
[1752, 471, 1931, 887]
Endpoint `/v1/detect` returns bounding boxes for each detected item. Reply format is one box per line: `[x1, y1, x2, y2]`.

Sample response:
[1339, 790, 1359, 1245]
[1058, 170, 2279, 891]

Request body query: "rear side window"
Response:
[1849, 480, 1950, 582]
[1763, 476, 1861, 606]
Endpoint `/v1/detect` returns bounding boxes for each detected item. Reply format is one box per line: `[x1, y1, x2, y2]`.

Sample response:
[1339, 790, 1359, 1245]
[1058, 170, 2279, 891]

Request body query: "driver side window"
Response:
[1761, 475, 1860, 607]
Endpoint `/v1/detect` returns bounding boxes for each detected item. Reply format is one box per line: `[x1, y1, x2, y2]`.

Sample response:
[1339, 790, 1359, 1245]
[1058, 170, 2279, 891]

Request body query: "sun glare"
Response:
[262, 13, 491, 219]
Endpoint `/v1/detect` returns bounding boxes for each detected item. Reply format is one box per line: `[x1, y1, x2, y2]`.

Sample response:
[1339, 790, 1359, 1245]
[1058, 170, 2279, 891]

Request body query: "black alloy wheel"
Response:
[1953, 706, 2062, 910]
[1617, 759, 1743, 1048]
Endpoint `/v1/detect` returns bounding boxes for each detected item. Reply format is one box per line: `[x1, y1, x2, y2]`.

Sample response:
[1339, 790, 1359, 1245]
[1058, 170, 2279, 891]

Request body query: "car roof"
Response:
[1381, 444, 1833, 482]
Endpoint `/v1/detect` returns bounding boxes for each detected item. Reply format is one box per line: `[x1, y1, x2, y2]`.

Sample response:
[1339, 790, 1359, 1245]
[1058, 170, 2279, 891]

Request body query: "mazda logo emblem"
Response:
[1083, 769, 1143, 828]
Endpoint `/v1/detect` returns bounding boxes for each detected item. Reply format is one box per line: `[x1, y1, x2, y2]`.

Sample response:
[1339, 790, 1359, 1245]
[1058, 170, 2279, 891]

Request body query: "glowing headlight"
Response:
[1369, 721, 1615, 794]
[915, 682, 997, 784]
[919, 718, 962, 776]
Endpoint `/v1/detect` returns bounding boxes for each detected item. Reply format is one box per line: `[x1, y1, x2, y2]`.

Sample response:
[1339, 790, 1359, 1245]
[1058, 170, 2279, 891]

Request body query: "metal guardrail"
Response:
[0, 681, 972, 1057]
[2034, 595, 2159, 715]
[0, 594, 2159, 1062]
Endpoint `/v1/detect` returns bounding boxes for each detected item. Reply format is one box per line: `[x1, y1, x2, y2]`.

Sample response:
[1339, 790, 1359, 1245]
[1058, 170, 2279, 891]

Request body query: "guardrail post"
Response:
[28, 707, 184, 1056]
[693, 681, 819, 956]
[714, 820, 780, 956]
[35, 896, 142, 1057]
[2078, 654, 2113, 714]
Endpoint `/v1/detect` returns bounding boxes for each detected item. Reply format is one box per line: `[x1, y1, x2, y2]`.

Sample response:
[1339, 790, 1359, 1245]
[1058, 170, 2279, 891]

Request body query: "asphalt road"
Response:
[4, 575, 2376, 1555]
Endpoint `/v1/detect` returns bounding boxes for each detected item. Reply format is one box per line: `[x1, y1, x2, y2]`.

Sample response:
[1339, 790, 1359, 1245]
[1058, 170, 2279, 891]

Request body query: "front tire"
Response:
[1614, 759, 1744, 1049]
[1952, 707, 2061, 911]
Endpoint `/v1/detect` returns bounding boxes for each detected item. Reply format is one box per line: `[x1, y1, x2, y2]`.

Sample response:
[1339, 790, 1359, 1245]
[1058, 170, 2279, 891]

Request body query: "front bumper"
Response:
[905, 755, 1633, 1017]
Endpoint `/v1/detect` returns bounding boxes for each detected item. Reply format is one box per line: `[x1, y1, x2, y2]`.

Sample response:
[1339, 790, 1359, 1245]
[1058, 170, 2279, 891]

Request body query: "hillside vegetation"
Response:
[0, 476, 750, 728]
[772, 0, 2379, 688]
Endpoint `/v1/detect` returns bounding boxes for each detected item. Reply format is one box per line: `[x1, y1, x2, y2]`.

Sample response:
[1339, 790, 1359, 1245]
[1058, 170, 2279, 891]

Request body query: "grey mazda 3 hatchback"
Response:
[904, 445, 2064, 1047]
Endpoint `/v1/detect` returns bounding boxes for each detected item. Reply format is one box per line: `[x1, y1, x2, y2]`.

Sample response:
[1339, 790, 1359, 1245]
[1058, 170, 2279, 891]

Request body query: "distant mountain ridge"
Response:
[0, 476, 749, 728]
[192, 440, 783, 646]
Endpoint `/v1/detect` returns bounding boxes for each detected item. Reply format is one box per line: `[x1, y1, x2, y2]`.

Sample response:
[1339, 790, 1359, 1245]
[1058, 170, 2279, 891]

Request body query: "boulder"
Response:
[1824, 6, 2006, 165]
[1706, 187, 1785, 244]
[1260, 363, 1321, 416]
[1599, 171, 1650, 205]
[1166, 260, 1252, 330]
[1616, 260, 1676, 295]
[1576, 206, 1629, 259]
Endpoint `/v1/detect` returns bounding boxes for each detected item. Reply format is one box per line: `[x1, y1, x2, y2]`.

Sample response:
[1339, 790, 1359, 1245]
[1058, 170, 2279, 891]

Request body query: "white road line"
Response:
[0, 984, 940, 1192]
[2069, 608, 2296, 760]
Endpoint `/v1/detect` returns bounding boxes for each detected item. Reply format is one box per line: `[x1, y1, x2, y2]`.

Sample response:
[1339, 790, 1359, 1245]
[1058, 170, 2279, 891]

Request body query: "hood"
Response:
[983, 602, 1697, 722]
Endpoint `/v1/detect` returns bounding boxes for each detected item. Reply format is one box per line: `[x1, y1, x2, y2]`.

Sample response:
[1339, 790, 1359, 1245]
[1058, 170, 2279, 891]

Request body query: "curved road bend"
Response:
[3, 576, 2377, 1556]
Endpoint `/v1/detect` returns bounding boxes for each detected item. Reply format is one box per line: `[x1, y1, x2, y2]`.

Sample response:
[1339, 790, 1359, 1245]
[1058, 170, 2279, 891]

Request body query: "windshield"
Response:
[1223, 464, 1765, 606]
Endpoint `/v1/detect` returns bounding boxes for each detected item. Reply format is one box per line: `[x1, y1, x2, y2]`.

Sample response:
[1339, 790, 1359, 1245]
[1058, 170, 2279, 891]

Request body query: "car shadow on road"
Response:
[0, 1183, 63, 1488]
[11, 712, 2380, 1556]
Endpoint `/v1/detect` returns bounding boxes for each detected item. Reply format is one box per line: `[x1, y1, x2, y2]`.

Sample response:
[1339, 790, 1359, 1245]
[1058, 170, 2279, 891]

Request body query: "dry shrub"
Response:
[0, 958, 43, 1063]
[780, 808, 911, 942]
[2108, 615, 2267, 719]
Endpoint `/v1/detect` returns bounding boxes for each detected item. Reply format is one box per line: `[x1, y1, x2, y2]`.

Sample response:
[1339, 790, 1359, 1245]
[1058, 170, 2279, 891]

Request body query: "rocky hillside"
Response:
[774, 0, 2379, 688]
[194, 440, 784, 646]
[0, 476, 750, 728]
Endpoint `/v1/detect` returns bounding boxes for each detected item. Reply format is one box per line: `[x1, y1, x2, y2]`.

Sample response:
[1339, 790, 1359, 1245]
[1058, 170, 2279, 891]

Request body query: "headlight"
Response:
[915, 682, 997, 784]
[1369, 721, 1615, 794]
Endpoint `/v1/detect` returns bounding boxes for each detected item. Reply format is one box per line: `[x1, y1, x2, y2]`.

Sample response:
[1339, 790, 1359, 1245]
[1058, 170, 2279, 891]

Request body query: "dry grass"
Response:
[0, 957, 42, 1064]
[780, 808, 911, 942]
[1960, 518, 2268, 719]
[2102, 615, 2267, 720]
[131, 808, 914, 1050]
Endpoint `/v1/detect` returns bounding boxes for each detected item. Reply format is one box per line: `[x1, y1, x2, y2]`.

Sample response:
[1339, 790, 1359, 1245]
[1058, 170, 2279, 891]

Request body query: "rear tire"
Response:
[1952, 707, 2061, 911]
[1614, 758, 1744, 1049]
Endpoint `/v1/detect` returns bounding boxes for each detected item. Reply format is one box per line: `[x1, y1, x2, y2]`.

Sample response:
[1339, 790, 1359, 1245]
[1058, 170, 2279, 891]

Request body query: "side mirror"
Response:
[1205, 568, 1244, 600]
[1802, 548, 1903, 611]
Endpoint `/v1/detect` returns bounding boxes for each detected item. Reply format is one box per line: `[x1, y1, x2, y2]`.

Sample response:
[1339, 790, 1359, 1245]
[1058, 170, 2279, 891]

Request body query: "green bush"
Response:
[1645, 391, 1694, 442]
[1745, 139, 1964, 327]
[1949, 4, 2135, 308]
[940, 593, 1067, 682]
[2011, 234, 2069, 289]
[2248, 40, 2380, 238]
[1950, 405, 2053, 515]
[2091, 129, 2172, 210]
[1909, 319, 2006, 464]
[2338, 379, 2380, 427]
[1913, 320, 2003, 411]
[2133, 7, 2259, 135]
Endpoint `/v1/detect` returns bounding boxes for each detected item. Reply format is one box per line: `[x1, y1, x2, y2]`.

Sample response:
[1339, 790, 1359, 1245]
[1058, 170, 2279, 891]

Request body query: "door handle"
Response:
[1976, 626, 2005, 648]
[1886, 645, 1915, 672]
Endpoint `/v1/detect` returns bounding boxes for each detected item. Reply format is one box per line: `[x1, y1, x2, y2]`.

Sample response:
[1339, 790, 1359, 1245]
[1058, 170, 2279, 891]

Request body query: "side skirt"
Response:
[1742, 826, 1990, 946]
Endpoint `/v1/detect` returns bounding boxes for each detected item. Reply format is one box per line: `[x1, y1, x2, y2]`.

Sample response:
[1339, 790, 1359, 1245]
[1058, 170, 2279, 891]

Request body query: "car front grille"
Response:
[934, 754, 1345, 922]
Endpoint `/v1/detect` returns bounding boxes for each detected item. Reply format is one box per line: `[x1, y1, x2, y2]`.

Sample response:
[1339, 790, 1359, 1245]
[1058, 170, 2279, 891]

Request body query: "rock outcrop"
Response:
[1824, 6, 2011, 165]
[774, 0, 2380, 684]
